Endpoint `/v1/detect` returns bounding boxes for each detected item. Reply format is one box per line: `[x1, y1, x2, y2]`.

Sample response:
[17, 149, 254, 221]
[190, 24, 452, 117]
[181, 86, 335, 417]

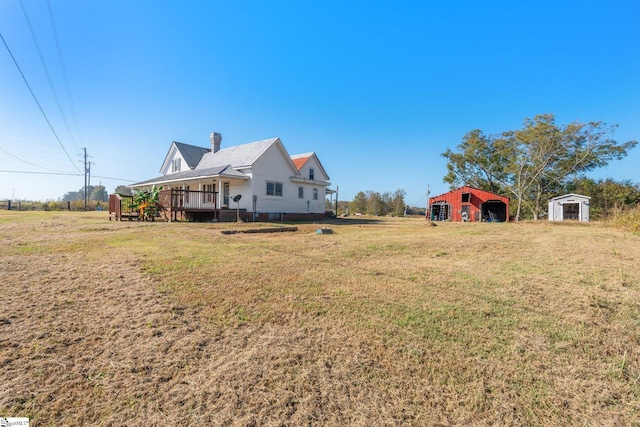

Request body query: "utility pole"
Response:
[426, 185, 430, 219]
[83, 148, 88, 210]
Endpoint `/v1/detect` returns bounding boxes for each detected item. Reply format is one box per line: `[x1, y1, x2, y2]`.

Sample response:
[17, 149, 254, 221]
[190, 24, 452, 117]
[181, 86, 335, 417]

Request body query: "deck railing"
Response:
[108, 194, 138, 220]
[160, 189, 218, 211]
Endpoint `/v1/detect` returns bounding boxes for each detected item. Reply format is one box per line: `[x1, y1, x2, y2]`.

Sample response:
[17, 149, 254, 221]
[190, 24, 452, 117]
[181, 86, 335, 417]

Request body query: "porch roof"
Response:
[130, 164, 248, 188]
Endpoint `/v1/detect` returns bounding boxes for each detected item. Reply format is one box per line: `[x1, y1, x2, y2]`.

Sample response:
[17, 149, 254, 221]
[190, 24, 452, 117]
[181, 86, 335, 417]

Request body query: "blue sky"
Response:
[1, 1, 639, 205]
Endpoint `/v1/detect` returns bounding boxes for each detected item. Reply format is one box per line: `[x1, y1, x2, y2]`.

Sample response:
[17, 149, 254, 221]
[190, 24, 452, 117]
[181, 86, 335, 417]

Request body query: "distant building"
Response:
[548, 194, 590, 222]
[428, 186, 510, 222]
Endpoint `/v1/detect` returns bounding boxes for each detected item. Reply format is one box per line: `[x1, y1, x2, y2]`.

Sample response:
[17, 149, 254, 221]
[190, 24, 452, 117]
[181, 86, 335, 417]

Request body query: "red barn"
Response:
[428, 186, 510, 222]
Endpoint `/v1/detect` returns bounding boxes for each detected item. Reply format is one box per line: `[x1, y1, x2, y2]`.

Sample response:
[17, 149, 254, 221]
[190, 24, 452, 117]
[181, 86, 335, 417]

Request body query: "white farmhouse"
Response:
[548, 193, 591, 222]
[129, 132, 332, 222]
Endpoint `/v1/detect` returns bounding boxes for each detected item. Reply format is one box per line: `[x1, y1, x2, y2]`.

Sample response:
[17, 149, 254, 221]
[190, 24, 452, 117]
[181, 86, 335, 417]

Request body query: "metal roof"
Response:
[549, 193, 591, 201]
[173, 141, 210, 169]
[291, 153, 311, 171]
[131, 165, 248, 187]
[196, 138, 280, 170]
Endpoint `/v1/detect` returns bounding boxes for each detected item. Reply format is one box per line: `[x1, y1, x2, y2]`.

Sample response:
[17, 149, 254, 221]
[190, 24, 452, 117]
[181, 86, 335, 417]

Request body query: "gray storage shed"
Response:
[548, 194, 590, 222]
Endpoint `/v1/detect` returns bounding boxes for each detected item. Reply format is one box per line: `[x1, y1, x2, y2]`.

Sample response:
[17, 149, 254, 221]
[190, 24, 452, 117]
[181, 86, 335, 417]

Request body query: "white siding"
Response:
[298, 156, 328, 181]
[161, 148, 186, 175]
[548, 194, 590, 222]
[242, 145, 323, 214]
[225, 178, 253, 210]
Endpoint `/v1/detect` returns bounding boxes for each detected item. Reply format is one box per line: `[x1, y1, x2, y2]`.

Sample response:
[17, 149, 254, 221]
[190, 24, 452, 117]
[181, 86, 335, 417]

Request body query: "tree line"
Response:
[60, 185, 109, 202]
[565, 177, 640, 220]
[442, 113, 638, 220]
[347, 189, 408, 217]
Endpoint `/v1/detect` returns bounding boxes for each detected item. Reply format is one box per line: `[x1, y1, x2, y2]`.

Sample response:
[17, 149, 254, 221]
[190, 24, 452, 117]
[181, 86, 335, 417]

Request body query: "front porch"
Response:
[159, 189, 249, 222]
[110, 188, 327, 223]
[109, 190, 249, 222]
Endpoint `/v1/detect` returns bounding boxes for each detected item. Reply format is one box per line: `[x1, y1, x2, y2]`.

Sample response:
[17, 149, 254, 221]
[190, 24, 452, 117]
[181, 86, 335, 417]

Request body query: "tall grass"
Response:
[606, 204, 640, 234]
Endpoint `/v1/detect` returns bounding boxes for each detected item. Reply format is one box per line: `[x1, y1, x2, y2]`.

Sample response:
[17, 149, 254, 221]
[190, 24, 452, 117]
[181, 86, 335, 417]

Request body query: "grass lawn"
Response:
[1, 211, 639, 425]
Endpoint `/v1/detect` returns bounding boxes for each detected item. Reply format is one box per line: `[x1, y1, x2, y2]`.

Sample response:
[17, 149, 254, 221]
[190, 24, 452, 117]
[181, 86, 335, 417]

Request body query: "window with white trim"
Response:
[223, 182, 229, 206]
[266, 181, 283, 197]
[313, 188, 318, 200]
[172, 158, 181, 172]
[298, 186, 304, 199]
[309, 168, 314, 180]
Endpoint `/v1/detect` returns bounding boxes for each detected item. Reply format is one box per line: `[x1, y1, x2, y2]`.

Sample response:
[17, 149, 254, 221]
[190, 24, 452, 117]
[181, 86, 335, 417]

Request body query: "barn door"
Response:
[461, 205, 470, 222]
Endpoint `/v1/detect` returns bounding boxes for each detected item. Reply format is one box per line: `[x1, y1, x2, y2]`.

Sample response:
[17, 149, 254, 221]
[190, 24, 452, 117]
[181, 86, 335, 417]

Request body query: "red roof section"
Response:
[291, 155, 311, 171]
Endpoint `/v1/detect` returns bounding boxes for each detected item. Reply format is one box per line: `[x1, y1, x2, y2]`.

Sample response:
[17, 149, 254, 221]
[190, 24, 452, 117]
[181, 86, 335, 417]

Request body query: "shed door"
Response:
[563, 203, 579, 220]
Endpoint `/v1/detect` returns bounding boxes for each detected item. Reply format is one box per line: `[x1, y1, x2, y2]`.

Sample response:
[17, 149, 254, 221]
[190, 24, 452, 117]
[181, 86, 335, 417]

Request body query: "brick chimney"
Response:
[210, 132, 222, 153]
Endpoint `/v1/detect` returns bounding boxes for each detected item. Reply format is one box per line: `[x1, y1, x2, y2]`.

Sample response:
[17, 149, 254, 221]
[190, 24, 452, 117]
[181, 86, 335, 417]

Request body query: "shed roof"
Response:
[549, 193, 591, 201]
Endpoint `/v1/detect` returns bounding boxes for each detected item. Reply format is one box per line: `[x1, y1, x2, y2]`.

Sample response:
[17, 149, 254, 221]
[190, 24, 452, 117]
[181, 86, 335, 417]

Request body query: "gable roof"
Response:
[175, 141, 210, 169]
[290, 153, 312, 171]
[290, 151, 330, 180]
[430, 185, 509, 202]
[133, 136, 328, 189]
[197, 138, 282, 170]
[549, 193, 591, 201]
[160, 141, 210, 173]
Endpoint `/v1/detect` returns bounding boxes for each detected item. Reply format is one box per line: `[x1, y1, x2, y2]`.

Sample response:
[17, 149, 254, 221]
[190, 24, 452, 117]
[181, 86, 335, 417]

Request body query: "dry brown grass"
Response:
[1, 212, 639, 426]
[607, 204, 640, 235]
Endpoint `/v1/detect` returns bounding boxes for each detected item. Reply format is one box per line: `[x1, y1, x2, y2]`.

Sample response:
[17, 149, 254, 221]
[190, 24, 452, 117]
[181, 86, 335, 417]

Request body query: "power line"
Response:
[0, 30, 81, 173]
[19, 0, 80, 154]
[92, 175, 138, 183]
[47, 0, 83, 151]
[0, 169, 137, 183]
[0, 169, 81, 176]
[0, 147, 76, 173]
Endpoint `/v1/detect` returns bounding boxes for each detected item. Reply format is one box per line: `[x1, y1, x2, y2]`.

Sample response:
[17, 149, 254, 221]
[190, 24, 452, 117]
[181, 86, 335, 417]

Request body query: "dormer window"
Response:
[172, 158, 181, 172]
[309, 168, 314, 180]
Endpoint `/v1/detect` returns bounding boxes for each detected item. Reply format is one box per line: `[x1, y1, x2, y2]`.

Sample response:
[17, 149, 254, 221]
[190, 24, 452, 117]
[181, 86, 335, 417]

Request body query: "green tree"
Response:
[349, 189, 408, 217]
[61, 185, 108, 202]
[350, 191, 367, 214]
[565, 177, 640, 219]
[442, 129, 511, 194]
[114, 185, 132, 196]
[89, 185, 108, 202]
[390, 188, 406, 217]
[442, 114, 638, 220]
[60, 189, 81, 201]
[511, 114, 637, 220]
[366, 191, 385, 216]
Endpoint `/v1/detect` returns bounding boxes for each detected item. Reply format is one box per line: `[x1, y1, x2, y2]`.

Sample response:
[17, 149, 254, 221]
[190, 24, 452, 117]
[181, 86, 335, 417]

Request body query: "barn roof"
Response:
[430, 185, 509, 201]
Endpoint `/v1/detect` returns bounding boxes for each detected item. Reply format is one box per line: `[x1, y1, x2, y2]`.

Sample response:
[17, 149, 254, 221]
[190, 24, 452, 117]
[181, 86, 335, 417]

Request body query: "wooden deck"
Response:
[109, 190, 249, 222]
[108, 194, 139, 221]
